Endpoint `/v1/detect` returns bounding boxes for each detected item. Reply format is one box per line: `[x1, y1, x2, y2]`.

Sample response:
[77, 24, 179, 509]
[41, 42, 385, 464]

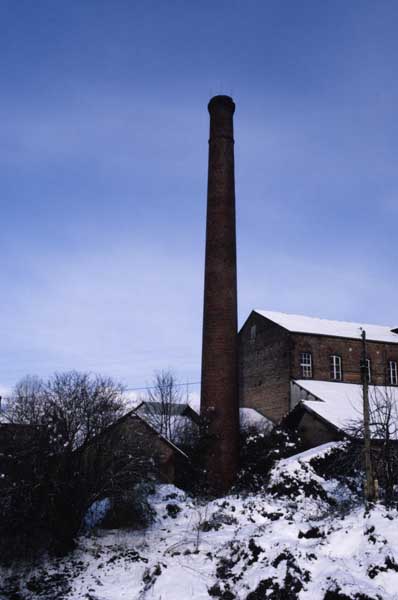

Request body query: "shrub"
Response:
[236, 425, 304, 492]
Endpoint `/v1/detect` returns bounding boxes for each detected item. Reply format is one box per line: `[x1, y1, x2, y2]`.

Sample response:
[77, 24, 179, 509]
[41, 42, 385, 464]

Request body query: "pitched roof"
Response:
[240, 407, 273, 431]
[255, 310, 398, 344]
[135, 402, 181, 416]
[292, 379, 398, 438]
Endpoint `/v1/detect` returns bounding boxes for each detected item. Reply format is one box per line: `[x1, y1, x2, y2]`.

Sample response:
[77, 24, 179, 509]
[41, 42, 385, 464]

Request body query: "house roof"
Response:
[77, 409, 189, 459]
[134, 401, 200, 423]
[135, 401, 190, 416]
[135, 401, 274, 434]
[240, 407, 273, 431]
[129, 412, 189, 458]
[255, 310, 398, 344]
[292, 379, 398, 438]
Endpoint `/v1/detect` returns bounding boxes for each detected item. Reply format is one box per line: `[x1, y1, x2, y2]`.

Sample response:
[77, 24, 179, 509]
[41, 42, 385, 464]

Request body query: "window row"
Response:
[299, 352, 398, 385]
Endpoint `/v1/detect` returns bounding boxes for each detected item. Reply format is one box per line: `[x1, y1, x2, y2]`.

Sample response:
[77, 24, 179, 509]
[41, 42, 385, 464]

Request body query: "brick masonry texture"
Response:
[239, 312, 291, 423]
[291, 333, 398, 385]
[201, 96, 239, 492]
[239, 312, 398, 423]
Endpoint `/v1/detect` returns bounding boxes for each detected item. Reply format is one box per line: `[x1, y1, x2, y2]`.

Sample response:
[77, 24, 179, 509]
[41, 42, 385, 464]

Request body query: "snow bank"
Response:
[2, 447, 398, 600]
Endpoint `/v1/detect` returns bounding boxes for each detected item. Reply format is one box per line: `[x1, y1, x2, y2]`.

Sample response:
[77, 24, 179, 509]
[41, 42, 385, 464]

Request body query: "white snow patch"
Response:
[294, 379, 398, 437]
[2, 450, 398, 599]
[256, 309, 398, 343]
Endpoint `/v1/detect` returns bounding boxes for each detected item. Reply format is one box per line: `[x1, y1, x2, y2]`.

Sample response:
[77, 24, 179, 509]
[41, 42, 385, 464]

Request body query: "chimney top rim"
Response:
[208, 95, 235, 114]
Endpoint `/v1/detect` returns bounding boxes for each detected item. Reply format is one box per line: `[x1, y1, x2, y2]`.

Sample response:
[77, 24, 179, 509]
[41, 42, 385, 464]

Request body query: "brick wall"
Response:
[201, 95, 239, 492]
[238, 312, 291, 423]
[291, 333, 398, 385]
[239, 312, 398, 424]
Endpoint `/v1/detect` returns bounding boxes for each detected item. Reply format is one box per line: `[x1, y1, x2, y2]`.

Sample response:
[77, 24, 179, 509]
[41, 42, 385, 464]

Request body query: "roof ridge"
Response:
[254, 309, 394, 330]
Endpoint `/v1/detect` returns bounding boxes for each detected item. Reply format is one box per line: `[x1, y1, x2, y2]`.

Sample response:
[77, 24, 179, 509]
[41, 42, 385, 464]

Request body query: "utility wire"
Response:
[0, 380, 202, 402]
[125, 380, 201, 392]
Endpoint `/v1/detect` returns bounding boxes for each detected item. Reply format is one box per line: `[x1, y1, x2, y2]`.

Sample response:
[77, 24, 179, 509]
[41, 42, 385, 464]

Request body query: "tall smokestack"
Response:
[200, 95, 239, 493]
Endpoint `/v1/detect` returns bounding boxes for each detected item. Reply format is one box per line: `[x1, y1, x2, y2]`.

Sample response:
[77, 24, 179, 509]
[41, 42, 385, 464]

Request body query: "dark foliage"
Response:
[208, 583, 236, 599]
[324, 589, 382, 600]
[268, 463, 332, 503]
[100, 484, 156, 529]
[310, 441, 361, 486]
[367, 556, 398, 579]
[200, 510, 237, 532]
[246, 551, 309, 600]
[298, 527, 324, 539]
[310, 439, 398, 508]
[268, 441, 363, 506]
[236, 425, 304, 492]
[0, 371, 156, 562]
[176, 415, 215, 497]
[346, 386, 398, 506]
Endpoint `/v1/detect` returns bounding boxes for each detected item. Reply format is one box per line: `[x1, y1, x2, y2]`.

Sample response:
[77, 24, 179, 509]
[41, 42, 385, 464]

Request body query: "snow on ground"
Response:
[1, 443, 398, 599]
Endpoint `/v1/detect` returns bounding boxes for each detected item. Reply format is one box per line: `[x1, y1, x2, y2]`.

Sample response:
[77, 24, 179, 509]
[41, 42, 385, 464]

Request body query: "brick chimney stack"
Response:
[200, 95, 239, 493]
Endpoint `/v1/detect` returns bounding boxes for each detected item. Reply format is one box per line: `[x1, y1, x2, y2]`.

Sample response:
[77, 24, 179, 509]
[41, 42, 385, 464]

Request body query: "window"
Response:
[389, 360, 398, 385]
[250, 324, 256, 342]
[300, 352, 312, 378]
[330, 355, 342, 381]
[366, 358, 372, 383]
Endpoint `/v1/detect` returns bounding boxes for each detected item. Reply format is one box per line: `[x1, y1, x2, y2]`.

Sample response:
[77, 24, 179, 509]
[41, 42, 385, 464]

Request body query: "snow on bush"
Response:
[84, 498, 111, 529]
[268, 442, 356, 506]
[1, 445, 398, 599]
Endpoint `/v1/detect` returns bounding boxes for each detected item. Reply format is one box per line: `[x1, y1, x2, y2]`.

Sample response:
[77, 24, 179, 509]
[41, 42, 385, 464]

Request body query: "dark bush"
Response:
[101, 485, 155, 529]
[236, 425, 304, 492]
[0, 371, 156, 561]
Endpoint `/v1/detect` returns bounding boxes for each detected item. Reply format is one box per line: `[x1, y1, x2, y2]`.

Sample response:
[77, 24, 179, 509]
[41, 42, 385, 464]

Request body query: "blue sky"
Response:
[1, 1, 398, 392]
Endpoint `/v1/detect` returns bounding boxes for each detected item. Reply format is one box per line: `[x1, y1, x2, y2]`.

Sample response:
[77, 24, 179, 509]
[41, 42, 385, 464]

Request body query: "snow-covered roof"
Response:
[255, 310, 398, 344]
[125, 412, 189, 458]
[135, 401, 196, 417]
[276, 441, 347, 467]
[293, 379, 398, 438]
[240, 407, 273, 431]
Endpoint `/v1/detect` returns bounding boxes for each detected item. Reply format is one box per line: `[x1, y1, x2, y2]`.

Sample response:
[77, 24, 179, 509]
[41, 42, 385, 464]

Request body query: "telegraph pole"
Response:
[360, 329, 375, 503]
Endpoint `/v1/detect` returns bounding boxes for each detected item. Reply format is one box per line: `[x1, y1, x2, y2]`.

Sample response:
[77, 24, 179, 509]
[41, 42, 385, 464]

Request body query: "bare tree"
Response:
[6, 375, 47, 424]
[0, 371, 155, 558]
[138, 370, 196, 444]
[348, 385, 398, 505]
[5, 371, 126, 451]
[368, 386, 398, 503]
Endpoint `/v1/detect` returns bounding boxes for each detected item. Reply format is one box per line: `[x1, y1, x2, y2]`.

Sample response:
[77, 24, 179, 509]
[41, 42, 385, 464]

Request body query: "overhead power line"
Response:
[125, 380, 201, 392]
[0, 380, 202, 402]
